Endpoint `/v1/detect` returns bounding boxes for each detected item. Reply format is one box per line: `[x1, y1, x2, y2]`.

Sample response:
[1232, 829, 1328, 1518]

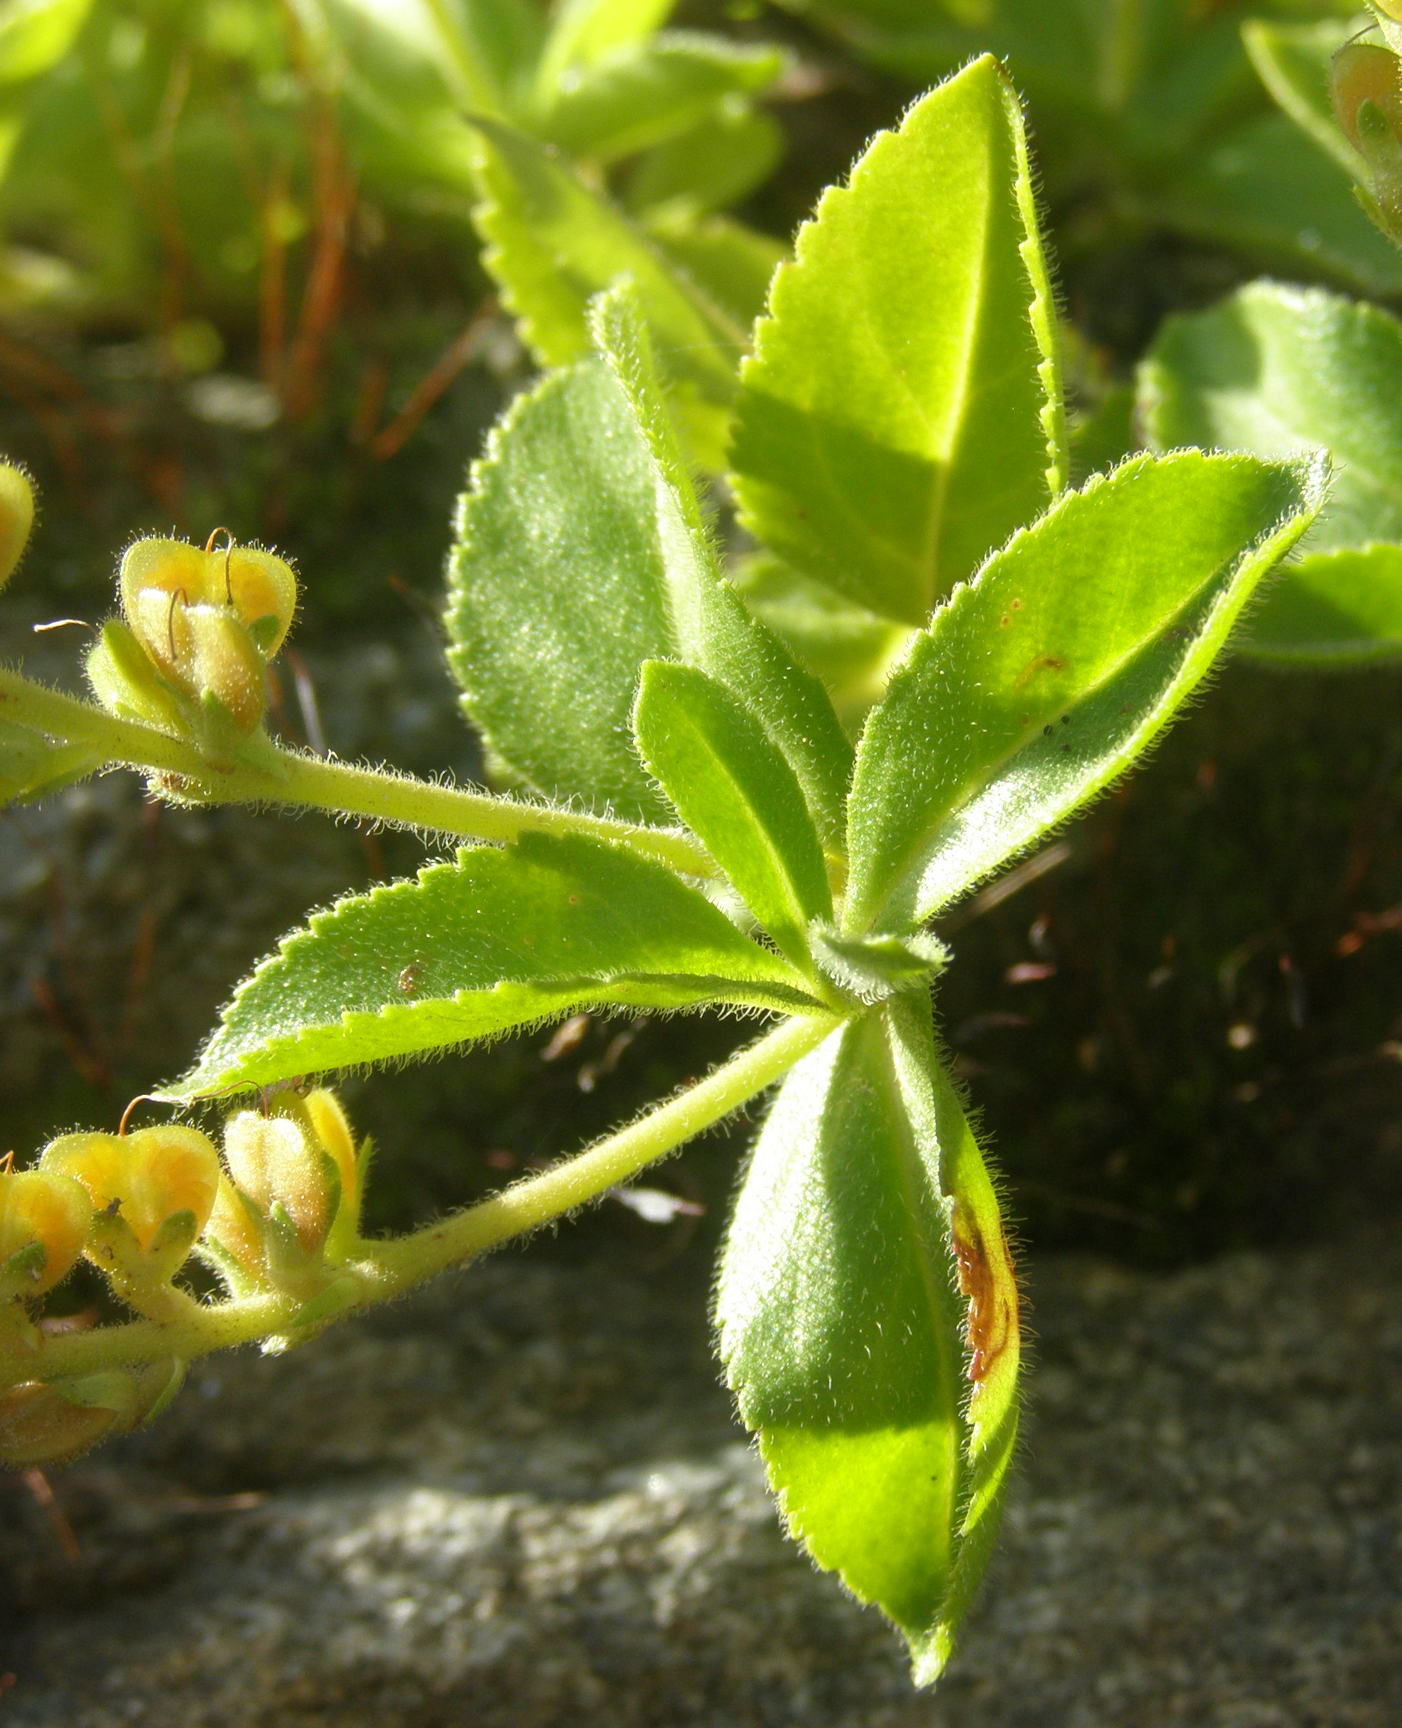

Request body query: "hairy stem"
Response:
[26, 1013, 838, 1382]
[0, 670, 715, 878]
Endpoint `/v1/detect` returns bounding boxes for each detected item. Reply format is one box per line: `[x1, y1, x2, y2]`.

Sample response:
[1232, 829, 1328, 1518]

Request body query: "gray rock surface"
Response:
[2, 1222, 1398, 1727]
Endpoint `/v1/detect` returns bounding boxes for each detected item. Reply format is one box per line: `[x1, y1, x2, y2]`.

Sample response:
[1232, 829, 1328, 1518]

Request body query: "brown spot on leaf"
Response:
[1014, 654, 1067, 691]
[951, 1204, 1018, 1386]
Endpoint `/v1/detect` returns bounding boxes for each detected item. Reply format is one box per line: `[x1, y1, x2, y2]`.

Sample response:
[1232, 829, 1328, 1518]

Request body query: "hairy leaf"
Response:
[1142, 283, 1402, 553]
[590, 283, 854, 844]
[717, 995, 1019, 1684]
[445, 290, 852, 840]
[843, 450, 1326, 932]
[163, 833, 817, 1100]
[538, 34, 787, 165]
[445, 359, 680, 824]
[1238, 544, 1402, 666]
[468, 112, 742, 414]
[1142, 282, 1402, 660]
[633, 660, 831, 970]
[729, 55, 1066, 624]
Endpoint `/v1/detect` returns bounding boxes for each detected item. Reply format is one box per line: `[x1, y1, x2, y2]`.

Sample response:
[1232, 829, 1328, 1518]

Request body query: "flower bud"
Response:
[0, 461, 35, 589]
[303, 1089, 362, 1230]
[105, 534, 297, 749]
[40, 1125, 220, 1288]
[0, 1169, 92, 1301]
[202, 1174, 266, 1287]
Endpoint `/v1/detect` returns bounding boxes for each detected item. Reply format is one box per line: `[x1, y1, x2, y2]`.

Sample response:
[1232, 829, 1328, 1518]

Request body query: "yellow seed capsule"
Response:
[0, 1169, 92, 1299]
[0, 1378, 123, 1469]
[40, 1126, 220, 1283]
[1332, 40, 1402, 243]
[119, 536, 297, 662]
[0, 461, 35, 589]
[221, 1111, 335, 1256]
[1332, 41, 1402, 154]
[303, 1090, 361, 1220]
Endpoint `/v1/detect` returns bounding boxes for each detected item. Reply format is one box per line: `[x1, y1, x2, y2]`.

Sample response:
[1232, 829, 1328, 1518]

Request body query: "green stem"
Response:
[0, 670, 715, 879]
[27, 1012, 837, 1382]
[363, 1009, 836, 1293]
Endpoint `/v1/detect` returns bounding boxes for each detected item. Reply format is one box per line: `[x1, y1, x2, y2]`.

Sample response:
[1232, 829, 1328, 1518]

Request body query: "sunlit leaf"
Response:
[537, 35, 787, 165]
[843, 450, 1325, 932]
[446, 288, 852, 841]
[1141, 281, 1402, 552]
[729, 55, 1065, 625]
[468, 111, 743, 415]
[163, 833, 818, 1100]
[633, 660, 832, 969]
[717, 994, 1019, 1685]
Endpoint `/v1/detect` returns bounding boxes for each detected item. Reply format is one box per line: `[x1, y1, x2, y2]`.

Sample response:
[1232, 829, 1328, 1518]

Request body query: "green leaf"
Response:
[843, 450, 1326, 933]
[301, 0, 498, 204]
[772, 0, 1323, 157]
[537, 34, 787, 165]
[1141, 281, 1402, 663]
[467, 111, 743, 415]
[633, 660, 832, 970]
[728, 55, 1066, 626]
[1243, 17, 1360, 177]
[162, 832, 817, 1100]
[1141, 282, 1402, 554]
[730, 552, 912, 722]
[311, 0, 541, 123]
[807, 925, 947, 1006]
[1150, 114, 1402, 299]
[643, 214, 785, 336]
[0, 0, 97, 185]
[716, 994, 1019, 1684]
[626, 107, 785, 221]
[445, 290, 853, 842]
[445, 359, 679, 824]
[589, 284, 855, 845]
[534, 0, 675, 93]
[1238, 544, 1402, 666]
[0, 0, 96, 85]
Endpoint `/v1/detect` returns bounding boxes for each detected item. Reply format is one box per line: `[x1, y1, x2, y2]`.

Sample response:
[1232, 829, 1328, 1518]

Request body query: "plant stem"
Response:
[0, 670, 715, 878]
[363, 1009, 836, 1295]
[26, 1012, 837, 1382]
